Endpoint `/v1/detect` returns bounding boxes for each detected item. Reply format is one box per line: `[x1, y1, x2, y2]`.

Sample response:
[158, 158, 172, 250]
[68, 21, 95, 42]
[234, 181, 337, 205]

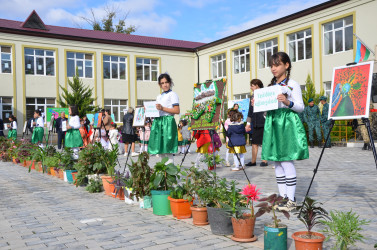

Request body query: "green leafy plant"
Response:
[200, 153, 224, 167]
[86, 179, 103, 193]
[220, 180, 245, 219]
[321, 210, 370, 250]
[110, 170, 130, 198]
[206, 173, 233, 208]
[128, 152, 152, 198]
[255, 194, 290, 228]
[181, 166, 212, 207]
[170, 185, 192, 201]
[58, 147, 76, 170]
[295, 197, 329, 238]
[150, 157, 180, 191]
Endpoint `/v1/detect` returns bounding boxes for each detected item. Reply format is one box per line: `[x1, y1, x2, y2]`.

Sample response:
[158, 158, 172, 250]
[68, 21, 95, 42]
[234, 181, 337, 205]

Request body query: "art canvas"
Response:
[133, 107, 146, 127]
[46, 108, 69, 122]
[228, 98, 250, 122]
[329, 61, 374, 120]
[190, 79, 226, 130]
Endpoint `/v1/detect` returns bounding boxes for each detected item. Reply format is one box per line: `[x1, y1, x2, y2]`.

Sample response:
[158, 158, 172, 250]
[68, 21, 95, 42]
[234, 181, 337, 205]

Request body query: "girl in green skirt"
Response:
[261, 52, 308, 212]
[7, 115, 17, 140]
[65, 105, 83, 159]
[31, 110, 44, 147]
[148, 73, 180, 164]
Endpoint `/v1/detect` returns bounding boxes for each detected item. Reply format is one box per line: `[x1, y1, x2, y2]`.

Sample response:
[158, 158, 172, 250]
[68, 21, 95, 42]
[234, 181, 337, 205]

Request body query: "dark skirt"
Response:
[122, 133, 137, 143]
[251, 127, 264, 145]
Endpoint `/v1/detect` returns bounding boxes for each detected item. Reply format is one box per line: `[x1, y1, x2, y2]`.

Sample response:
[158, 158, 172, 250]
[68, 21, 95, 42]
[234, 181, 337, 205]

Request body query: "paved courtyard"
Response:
[1, 144, 376, 249]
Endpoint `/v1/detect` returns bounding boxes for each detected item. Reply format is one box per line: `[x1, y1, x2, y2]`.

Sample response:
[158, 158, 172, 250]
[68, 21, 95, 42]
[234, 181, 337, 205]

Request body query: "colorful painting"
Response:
[228, 98, 250, 122]
[190, 79, 226, 130]
[329, 62, 374, 120]
[46, 108, 69, 122]
[133, 107, 146, 127]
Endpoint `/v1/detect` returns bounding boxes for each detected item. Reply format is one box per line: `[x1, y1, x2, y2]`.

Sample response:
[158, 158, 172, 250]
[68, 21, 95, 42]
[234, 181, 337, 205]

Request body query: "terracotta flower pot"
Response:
[231, 215, 257, 242]
[25, 160, 31, 167]
[292, 231, 326, 250]
[49, 167, 55, 176]
[168, 196, 193, 219]
[190, 206, 209, 225]
[58, 169, 64, 180]
[12, 157, 17, 164]
[53, 168, 60, 178]
[36, 162, 43, 172]
[71, 172, 78, 185]
[101, 175, 115, 197]
[31, 160, 36, 170]
[113, 187, 125, 200]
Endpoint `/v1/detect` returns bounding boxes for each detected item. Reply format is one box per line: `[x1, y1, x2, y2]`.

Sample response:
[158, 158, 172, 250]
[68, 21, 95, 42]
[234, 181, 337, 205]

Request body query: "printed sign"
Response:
[133, 107, 146, 127]
[228, 98, 250, 122]
[253, 85, 281, 113]
[144, 101, 160, 117]
[46, 108, 69, 123]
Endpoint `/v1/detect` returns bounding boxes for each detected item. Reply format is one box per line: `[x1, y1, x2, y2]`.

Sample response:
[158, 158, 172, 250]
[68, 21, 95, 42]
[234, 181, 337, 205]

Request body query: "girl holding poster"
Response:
[261, 52, 308, 212]
[148, 73, 179, 164]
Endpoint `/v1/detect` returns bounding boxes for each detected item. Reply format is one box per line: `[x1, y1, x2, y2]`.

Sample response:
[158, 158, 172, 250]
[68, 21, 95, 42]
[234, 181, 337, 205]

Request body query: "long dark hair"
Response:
[69, 105, 79, 116]
[9, 115, 17, 122]
[268, 52, 292, 86]
[250, 79, 264, 88]
[158, 73, 174, 87]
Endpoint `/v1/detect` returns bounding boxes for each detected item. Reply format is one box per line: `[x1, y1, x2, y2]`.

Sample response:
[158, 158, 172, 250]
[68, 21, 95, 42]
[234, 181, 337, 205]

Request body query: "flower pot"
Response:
[207, 206, 233, 235]
[101, 175, 115, 197]
[71, 172, 78, 185]
[151, 190, 172, 215]
[190, 206, 209, 225]
[65, 170, 77, 184]
[231, 215, 257, 242]
[264, 223, 287, 250]
[25, 160, 31, 167]
[36, 162, 43, 172]
[31, 160, 36, 170]
[53, 168, 60, 178]
[12, 157, 17, 164]
[124, 188, 138, 205]
[49, 167, 55, 176]
[142, 195, 152, 209]
[168, 196, 193, 219]
[292, 231, 325, 250]
[113, 187, 125, 200]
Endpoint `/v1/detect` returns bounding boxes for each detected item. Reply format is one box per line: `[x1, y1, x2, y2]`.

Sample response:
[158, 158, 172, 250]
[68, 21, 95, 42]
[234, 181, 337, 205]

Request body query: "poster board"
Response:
[190, 79, 226, 130]
[88, 113, 116, 128]
[228, 98, 250, 122]
[144, 101, 160, 117]
[253, 85, 281, 113]
[46, 108, 69, 123]
[329, 61, 374, 120]
[133, 107, 146, 127]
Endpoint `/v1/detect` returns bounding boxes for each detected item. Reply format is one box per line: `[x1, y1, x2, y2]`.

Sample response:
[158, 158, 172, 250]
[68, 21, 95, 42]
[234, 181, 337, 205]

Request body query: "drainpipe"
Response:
[195, 49, 200, 83]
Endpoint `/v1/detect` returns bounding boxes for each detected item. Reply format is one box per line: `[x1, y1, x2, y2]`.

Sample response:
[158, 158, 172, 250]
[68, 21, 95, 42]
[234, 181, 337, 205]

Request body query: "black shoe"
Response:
[260, 162, 268, 167]
[310, 142, 314, 148]
[246, 162, 256, 167]
[362, 143, 368, 150]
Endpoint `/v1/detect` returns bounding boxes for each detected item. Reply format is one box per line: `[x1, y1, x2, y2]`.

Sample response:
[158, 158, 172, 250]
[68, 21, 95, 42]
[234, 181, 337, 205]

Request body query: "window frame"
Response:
[0, 45, 12, 74]
[103, 55, 127, 80]
[66, 52, 93, 78]
[322, 15, 353, 55]
[233, 93, 250, 100]
[258, 38, 278, 69]
[104, 99, 128, 123]
[136, 57, 159, 82]
[24, 48, 55, 76]
[211, 53, 227, 79]
[233, 47, 250, 74]
[287, 28, 312, 62]
[0, 97, 13, 123]
[25, 97, 55, 124]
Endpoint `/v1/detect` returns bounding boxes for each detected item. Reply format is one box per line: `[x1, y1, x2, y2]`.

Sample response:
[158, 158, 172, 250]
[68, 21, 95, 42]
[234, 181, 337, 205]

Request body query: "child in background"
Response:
[79, 119, 88, 148]
[227, 111, 247, 171]
[87, 124, 94, 144]
[139, 120, 151, 153]
[7, 115, 17, 140]
[108, 123, 119, 153]
[65, 106, 83, 159]
[177, 121, 184, 154]
[95, 128, 108, 149]
[194, 130, 222, 169]
[180, 120, 191, 154]
[31, 110, 44, 147]
[223, 109, 236, 167]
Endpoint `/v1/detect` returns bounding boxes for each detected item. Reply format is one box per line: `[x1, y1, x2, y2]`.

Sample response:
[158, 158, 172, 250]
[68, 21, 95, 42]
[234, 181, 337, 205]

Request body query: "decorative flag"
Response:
[354, 39, 371, 63]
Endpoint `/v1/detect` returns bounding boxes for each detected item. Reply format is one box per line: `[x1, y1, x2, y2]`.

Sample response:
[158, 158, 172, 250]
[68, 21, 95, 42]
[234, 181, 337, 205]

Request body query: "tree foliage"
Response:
[301, 74, 325, 106]
[82, 5, 136, 34]
[58, 69, 99, 118]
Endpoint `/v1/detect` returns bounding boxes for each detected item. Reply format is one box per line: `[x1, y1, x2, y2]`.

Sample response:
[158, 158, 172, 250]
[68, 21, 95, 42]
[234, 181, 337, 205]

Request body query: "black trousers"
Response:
[57, 131, 66, 149]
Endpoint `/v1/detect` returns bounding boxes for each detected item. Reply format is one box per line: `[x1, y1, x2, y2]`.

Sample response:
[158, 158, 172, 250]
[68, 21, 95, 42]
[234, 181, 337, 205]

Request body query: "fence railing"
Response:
[330, 120, 357, 143]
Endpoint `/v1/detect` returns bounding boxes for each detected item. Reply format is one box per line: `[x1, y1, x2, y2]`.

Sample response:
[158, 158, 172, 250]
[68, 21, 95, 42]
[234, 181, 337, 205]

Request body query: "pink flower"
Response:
[240, 184, 261, 203]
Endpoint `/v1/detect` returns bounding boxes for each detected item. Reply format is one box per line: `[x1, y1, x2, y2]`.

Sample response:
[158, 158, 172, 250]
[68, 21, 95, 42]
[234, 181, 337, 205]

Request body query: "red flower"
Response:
[240, 184, 261, 203]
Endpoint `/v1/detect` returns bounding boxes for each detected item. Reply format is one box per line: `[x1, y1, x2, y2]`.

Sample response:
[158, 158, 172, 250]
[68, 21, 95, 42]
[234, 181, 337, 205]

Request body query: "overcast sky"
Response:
[0, 0, 328, 42]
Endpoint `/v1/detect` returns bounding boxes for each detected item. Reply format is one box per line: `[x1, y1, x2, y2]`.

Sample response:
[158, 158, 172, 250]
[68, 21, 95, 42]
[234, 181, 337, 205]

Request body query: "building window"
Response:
[233, 47, 250, 74]
[258, 38, 278, 69]
[288, 29, 312, 62]
[233, 93, 250, 100]
[24, 48, 55, 76]
[324, 81, 332, 98]
[137, 99, 155, 106]
[0, 97, 13, 123]
[1, 46, 12, 74]
[136, 58, 158, 81]
[211, 53, 226, 79]
[323, 16, 353, 55]
[104, 99, 128, 123]
[67, 52, 93, 78]
[103, 55, 127, 80]
[26, 98, 55, 123]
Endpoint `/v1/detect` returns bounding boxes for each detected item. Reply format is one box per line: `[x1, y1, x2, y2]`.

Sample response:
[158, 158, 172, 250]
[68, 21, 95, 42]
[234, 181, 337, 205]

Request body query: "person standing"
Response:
[108, 123, 119, 153]
[122, 107, 138, 157]
[319, 96, 331, 148]
[245, 79, 268, 167]
[304, 98, 322, 148]
[7, 115, 17, 140]
[228, 112, 247, 171]
[261, 52, 308, 212]
[65, 105, 83, 159]
[31, 110, 44, 147]
[0, 117, 4, 137]
[102, 109, 113, 132]
[55, 111, 67, 150]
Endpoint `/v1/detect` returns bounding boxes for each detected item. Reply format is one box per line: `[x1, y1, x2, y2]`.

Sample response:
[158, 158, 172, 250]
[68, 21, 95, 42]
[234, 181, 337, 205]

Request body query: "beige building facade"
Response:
[0, 0, 376, 134]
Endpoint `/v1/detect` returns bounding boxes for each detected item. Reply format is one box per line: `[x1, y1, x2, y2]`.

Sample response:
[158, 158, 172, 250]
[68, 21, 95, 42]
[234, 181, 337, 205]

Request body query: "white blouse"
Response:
[11, 121, 17, 129]
[278, 79, 305, 113]
[35, 117, 44, 127]
[69, 116, 81, 129]
[156, 90, 179, 116]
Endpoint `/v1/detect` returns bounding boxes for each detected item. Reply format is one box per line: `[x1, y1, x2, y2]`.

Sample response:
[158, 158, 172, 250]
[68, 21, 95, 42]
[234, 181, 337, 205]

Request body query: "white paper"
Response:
[62, 121, 67, 132]
[123, 108, 128, 115]
[253, 85, 281, 113]
[144, 101, 160, 117]
[4, 124, 8, 130]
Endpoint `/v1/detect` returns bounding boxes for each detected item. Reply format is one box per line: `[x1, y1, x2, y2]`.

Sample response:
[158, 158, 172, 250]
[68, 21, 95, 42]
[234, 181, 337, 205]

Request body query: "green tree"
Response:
[58, 69, 99, 118]
[82, 5, 136, 34]
[301, 74, 324, 106]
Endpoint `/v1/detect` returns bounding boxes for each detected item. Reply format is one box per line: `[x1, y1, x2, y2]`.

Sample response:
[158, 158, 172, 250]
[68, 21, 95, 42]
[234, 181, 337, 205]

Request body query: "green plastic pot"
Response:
[264, 224, 287, 250]
[151, 190, 171, 215]
[65, 170, 78, 184]
[143, 195, 152, 209]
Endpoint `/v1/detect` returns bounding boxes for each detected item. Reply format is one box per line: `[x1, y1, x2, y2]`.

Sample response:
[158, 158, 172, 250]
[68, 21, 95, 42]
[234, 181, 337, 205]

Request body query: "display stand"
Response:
[361, 117, 377, 168]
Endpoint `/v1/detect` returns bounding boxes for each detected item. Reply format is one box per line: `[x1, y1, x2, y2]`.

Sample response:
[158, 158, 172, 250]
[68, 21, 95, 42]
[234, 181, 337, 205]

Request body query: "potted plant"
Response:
[320, 209, 370, 250]
[109, 170, 130, 200]
[255, 194, 290, 250]
[150, 157, 180, 215]
[100, 144, 118, 196]
[86, 178, 103, 193]
[292, 197, 329, 250]
[44, 155, 60, 176]
[168, 184, 193, 219]
[128, 152, 152, 208]
[59, 147, 77, 182]
[200, 153, 224, 170]
[227, 183, 261, 242]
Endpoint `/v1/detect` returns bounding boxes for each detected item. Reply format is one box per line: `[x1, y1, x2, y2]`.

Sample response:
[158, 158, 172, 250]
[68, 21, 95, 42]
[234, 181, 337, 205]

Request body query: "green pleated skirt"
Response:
[65, 129, 83, 148]
[148, 116, 178, 154]
[7, 129, 17, 140]
[262, 108, 309, 161]
[31, 127, 44, 144]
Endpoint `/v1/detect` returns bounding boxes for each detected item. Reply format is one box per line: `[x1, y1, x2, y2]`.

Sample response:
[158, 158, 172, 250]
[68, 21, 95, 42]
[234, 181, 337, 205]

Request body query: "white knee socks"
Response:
[233, 153, 244, 168]
[226, 149, 230, 163]
[195, 153, 202, 168]
[274, 161, 296, 201]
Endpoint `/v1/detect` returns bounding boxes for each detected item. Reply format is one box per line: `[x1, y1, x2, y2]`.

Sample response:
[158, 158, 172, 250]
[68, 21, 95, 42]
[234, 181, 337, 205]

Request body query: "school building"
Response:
[0, 0, 376, 133]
